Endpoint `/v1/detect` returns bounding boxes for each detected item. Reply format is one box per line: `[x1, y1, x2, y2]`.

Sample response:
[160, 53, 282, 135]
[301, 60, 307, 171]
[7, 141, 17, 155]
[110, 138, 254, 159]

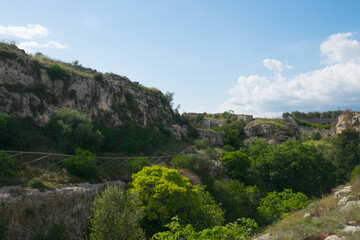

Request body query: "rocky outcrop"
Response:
[336, 110, 360, 134]
[0, 181, 125, 240]
[165, 125, 188, 140]
[201, 119, 225, 129]
[244, 119, 299, 144]
[0, 43, 174, 127]
[199, 129, 223, 145]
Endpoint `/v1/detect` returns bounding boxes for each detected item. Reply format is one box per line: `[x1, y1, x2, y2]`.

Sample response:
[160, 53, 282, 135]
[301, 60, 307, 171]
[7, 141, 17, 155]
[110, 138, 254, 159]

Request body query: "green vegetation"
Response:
[152, 217, 258, 240]
[89, 186, 145, 240]
[257, 189, 309, 224]
[130, 166, 224, 236]
[47, 64, 71, 81]
[0, 151, 17, 179]
[129, 157, 149, 173]
[294, 118, 335, 129]
[62, 148, 98, 180]
[46, 107, 104, 153]
[221, 151, 250, 182]
[0, 221, 7, 240]
[282, 110, 343, 119]
[27, 177, 55, 191]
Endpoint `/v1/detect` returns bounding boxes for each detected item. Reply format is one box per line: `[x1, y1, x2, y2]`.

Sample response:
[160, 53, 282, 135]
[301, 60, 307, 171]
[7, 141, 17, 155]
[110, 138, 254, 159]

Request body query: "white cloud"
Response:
[0, 24, 48, 40]
[263, 58, 292, 73]
[44, 41, 67, 49]
[218, 32, 360, 117]
[17, 40, 67, 53]
[17, 41, 40, 53]
[320, 32, 360, 65]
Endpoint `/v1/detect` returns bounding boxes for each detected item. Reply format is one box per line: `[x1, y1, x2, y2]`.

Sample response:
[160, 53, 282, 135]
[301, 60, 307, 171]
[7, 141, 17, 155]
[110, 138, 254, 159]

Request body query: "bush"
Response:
[221, 151, 251, 182]
[93, 72, 104, 84]
[310, 131, 322, 140]
[222, 144, 235, 152]
[194, 138, 211, 150]
[27, 178, 55, 192]
[62, 148, 97, 180]
[257, 189, 309, 224]
[152, 217, 258, 240]
[89, 186, 145, 240]
[351, 165, 360, 181]
[0, 151, 17, 178]
[0, 221, 7, 240]
[130, 166, 224, 236]
[129, 158, 149, 173]
[212, 180, 259, 222]
[47, 64, 70, 81]
[46, 107, 104, 153]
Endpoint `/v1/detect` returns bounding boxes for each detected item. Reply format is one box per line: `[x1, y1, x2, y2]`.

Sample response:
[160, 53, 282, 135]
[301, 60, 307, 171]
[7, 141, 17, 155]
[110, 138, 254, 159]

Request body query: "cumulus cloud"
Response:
[263, 58, 292, 73]
[0, 24, 67, 53]
[0, 24, 48, 40]
[17, 40, 67, 53]
[218, 32, 360, 117]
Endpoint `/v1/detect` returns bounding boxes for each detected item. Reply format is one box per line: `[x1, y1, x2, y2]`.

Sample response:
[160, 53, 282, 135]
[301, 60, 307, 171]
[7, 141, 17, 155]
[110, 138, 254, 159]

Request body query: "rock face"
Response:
[201, 119, 225, 129]
[0, 181, 125, 240]
[165, 125, 188, 140]
[199, 129, 223, 145]
[0, 44, 174, 127]
[244, 119, 299, 144]
[336, 110, 360, 134]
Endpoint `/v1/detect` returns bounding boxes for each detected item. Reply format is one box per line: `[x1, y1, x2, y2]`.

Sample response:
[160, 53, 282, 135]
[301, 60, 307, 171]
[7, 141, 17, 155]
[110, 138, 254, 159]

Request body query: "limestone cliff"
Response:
[0, 181, 125, 240]
[0, 43, 174, 127]
[336, 110, 360, 134]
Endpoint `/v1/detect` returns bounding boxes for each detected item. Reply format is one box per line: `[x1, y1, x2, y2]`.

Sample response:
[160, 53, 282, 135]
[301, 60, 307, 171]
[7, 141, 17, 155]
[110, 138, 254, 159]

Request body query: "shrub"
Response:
[89, 186, 145, 240]
[152, 217, 258, 240]
[0, 151, 17, 178]
[194, 138, 211, 150]
[47, 64, 70, 81]
[129, 157, 149, 173]
[130, 166, 224, 236]
[212, 180, 260, 222]
[93, 73, 104, 85]
[221, 151, 251, 182]
[351, 165, 360, 181]
[46, 107, 104, 153]
[62, 148, 97, 180]
[310, 130, 322, 140]
[43, 223, 69, 240]
[257, 189, 309, 224]
[27, 178, 55, 192]
[222, 144, 235, 152]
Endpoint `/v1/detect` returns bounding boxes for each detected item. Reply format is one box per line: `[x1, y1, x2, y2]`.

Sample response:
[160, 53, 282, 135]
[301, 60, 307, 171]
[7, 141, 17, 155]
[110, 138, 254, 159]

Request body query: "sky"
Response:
[1, 0, 360, 117]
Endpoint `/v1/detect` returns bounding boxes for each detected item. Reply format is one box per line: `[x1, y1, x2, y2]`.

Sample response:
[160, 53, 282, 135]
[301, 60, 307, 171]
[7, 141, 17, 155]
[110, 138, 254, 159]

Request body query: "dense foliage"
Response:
[46, 108, 104, 153]
[257, 189, 309, 224]
[130, 166, 224, 236]
[152, 217, 258, 240]
[62, 148, 98, 180]
[89, 186, 145, 240]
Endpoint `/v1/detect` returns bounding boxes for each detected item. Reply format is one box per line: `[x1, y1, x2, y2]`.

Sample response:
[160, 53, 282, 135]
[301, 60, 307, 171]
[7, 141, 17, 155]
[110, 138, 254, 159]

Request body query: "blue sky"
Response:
[1, 0, 360, 117]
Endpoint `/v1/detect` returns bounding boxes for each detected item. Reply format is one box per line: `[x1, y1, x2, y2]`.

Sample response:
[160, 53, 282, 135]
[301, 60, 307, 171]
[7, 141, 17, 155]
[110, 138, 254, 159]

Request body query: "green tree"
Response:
[46, 107, 104, 153]
[62, 148, 97, 180]
[310, 131, 322, 140]
[212, 180, 259, 222]
[330, 129, 360, 180]
[89, 186, 145, 240]
[221, 151, 251, 182]
[0, 151, 17, 181]
[252, 140, 336, 197]
[129, 157, 149, 173]
[130, 166, 224, 236]
[152, 217, 258, 240]
[218, 121, 245, 149]
[257, 189, 309, 224]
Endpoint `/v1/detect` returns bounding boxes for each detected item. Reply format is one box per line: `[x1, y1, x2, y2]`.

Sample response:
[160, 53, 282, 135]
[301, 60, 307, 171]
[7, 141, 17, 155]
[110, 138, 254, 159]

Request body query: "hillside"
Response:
[0, 42, 174, 127]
